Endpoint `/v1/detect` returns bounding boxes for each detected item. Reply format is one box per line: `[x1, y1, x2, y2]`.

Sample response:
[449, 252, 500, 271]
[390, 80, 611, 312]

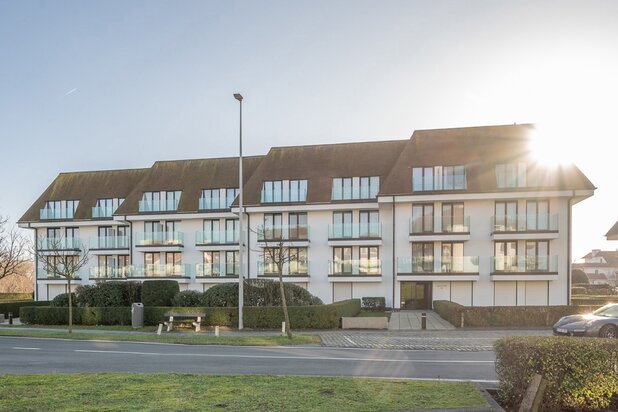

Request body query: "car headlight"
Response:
[584, 320, 596, 328]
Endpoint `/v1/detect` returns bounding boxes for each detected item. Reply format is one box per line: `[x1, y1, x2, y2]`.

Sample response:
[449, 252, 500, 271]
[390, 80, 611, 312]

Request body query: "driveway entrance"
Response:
[388, 310, 455, 330]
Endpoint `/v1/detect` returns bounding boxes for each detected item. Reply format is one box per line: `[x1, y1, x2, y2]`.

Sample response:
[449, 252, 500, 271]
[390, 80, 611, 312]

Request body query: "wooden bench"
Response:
[163, 312, 205, 332]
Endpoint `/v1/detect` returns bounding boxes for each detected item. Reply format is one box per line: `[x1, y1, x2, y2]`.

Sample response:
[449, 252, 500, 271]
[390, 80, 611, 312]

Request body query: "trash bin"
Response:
[131, 303, 144, 329]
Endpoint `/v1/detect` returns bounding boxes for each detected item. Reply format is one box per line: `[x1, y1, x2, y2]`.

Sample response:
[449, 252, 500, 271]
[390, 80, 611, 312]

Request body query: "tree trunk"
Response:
[278, 271, 292, 339]
[67, 277, 73, 334]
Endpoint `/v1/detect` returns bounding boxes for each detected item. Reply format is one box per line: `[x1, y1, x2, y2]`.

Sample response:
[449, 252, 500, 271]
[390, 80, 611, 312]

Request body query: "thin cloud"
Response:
[63, 88, 78, 97]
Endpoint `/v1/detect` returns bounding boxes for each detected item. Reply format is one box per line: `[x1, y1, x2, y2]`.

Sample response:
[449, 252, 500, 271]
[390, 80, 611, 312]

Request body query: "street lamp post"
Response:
[233, 93, 244, 330]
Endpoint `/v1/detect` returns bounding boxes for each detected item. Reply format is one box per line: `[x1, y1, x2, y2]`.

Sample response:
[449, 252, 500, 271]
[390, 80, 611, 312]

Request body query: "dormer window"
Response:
[261, 180, 307, 203]
[139, 191, 181, 212]
[199, 188, 238, 210]
[496, 162, 542, 189]
[332, 176, 379, 200]
[92, 198, 125, 218]
[412, 166, 466, 192]
[40, 200, 79, 220]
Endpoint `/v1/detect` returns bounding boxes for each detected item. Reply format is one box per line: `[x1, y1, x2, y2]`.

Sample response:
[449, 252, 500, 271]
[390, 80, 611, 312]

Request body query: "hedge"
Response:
[200, 281, 323, 308]
[0, 293, 32, 302]
[19, 299, 361, 329]
[75, 282, 142, 307]
[495, 336, 618, 411]
[142, 280, 179, 306]
[571, 295, 617, 306]
[572, 283, 616, 296]
[19, 306, 131, 326]
[361, 297, 386, 311]
[0, 300, 50, 317]
[433, 300, 602, 327]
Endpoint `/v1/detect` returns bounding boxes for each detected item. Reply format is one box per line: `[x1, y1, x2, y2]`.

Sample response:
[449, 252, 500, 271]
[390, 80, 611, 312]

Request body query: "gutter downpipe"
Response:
[392, 197, 396, 310]
[567, 192, 574, 305]
[28, 223, 38, 301]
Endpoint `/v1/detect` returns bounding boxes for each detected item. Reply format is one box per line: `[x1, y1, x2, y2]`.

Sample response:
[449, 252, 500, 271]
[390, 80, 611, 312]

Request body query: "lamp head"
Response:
[233, 93, 243, 101]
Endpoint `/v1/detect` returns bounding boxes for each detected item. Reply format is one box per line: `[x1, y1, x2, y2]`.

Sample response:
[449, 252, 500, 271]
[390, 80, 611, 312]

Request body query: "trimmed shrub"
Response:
[433, 300, 603, 328]
[571, 269, 589, 284]
[0, 292, 32, 302]
[0, 300, 50, 317]
[143, 299, 361, 329]
[361, 297, 386, 311]
[571, 286, 587, 295]
[202, 280, 323, 308]
[573, 283, 616, 296]
[172, 290, 203, 307]
[75, 282, 142, 307]
[141, 280, 180, 307]
[50, 293, 77, 307]
[572, 295, 618, 306]
[495, 336, 618, 411]
[202, 283, 238, 307]
[20, 306, 131, 326]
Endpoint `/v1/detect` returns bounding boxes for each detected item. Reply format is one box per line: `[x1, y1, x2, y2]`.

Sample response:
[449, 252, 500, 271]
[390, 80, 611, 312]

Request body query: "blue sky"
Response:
[1, 0, 618, 258]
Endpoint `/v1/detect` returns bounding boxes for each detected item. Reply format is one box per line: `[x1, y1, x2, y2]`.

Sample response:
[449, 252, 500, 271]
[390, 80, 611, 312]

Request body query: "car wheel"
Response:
[599, 325, 617, 339]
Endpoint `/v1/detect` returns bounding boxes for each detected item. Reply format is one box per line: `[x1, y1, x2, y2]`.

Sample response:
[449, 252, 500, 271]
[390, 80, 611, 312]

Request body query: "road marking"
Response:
[12, 347, 41, 350]
[74, 349, 495, 364]
[344, 336, 356, 345]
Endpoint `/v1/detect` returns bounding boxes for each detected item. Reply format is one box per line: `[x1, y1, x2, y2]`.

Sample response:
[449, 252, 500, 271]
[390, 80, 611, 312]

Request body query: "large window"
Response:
[261, 180, 307, 203]
[225, 219, 239, 243]
[226, 251, 239, 275]
[359, 246, 380, 274]
[140, 191, 181, 212]
[494, 201, 518, 232]
[332, 211, 353, 238]
[264, 213, 283, 240]
[96, 255, 129, 278]
[441, 203, 465, 233]
[203, 251, 220, 276]
[332, 176, 379, 200]
[93, 198, 124, 218]
[526, 240, 549, 271]
[289, 247, 308, 274]
[332, 247, 352, 274]
[495, 162, 542, 189]
[412, 243, 434, 272]
[41, 200, 79, 219]
[526, 200, 549, 231]
[199, 188, 238, 210]
[441, 242, 464, 272]
[359, 210, 379, 237]
[412, 166, 466, 192]
[288, 213, 308, 239]
[411, 204, 434, 233]
[494, 241, 518, 272]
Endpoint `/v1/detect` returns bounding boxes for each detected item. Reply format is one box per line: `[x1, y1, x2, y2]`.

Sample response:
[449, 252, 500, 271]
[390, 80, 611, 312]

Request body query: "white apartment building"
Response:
[19, 124, 595, 308]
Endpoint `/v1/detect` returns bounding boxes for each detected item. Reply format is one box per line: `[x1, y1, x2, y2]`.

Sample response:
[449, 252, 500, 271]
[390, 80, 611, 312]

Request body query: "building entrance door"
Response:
[400, 281, 432, 309]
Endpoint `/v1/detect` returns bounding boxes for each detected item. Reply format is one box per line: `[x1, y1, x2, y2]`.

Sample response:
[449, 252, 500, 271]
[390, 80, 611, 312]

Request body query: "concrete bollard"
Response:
[281, 321, 286, 336]
[214, 326, 220, 337]
[8, 312, 13, 325]
[460, 312, 465, 328]
[421, 312, 427, 330]
[157, 323, 163, 335]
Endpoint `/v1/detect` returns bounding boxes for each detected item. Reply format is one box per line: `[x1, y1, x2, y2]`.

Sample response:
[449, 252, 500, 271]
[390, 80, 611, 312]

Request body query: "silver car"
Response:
[553, 303, 618, 338]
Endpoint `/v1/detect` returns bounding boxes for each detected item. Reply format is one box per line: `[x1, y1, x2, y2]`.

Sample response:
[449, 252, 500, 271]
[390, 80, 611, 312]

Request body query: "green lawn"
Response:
[357, 311, 391, 320]
[0, 329, 320, 346]
[0, 374, 489, 411]
[0, 324, 158, 332]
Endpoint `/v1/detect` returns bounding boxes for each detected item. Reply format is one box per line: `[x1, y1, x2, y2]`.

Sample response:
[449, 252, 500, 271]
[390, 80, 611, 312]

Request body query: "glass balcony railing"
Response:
[198, 197, 235, 210]
[195, 229, 239, 245]
[130, 264, 191, 278]
[89, 266, 131, 279]
[260, 188, 307, 203]
[92, 206, 116, 219]
[257, 261, 310, 276]
[138, 199, 180, 213]
[195, 262, 239, 277]
[37, 237, 82, 250]
[39, 208, 75, 220]
[257, 224, 310, 241]
[397, 256, 479, 274]
[328, 259, 381, 275]
[490, 214, 559, 233]
[135, 232, 184, 246]
[409, 216, 470, 234]
[331, 186, 379, 201]
[328, 223, 381, 239]
[491, 255, 558, 273]
[89, 236, 130, 249]
[37, 267, 83, 280]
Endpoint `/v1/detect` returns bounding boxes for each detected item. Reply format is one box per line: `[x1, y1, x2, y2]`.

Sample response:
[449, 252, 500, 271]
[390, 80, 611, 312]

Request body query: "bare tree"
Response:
[0, 215, 31, 282]
[253, 226, 305, 339]
[0, 261, 34, 293]
[35, 236, 89, 333]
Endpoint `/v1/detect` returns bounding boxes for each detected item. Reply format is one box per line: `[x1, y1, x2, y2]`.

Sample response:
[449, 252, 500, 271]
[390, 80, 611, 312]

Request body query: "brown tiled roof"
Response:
[114, 156, 264, 215]
[238, 140, 408, 206]
[606, 221, 618, 240]
[18, 168, 150, 223]
[381, 124, 595, 195]
[586, 272, 609, 281]
[580, 250, 618, 267]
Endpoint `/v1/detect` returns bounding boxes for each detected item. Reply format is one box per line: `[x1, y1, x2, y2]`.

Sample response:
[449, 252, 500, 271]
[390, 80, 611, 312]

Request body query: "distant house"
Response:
[572, 249, 618, 286]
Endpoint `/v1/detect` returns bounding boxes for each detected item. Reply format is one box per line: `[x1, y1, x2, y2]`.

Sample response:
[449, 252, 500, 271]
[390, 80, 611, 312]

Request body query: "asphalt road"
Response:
[0, 336, 497, 383]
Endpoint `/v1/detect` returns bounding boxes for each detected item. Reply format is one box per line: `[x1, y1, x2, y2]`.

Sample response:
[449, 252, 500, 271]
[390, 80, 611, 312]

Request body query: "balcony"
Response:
[196, 229, 239, 246]
[39, 208, 75, 220]
[195, 262, 239, 278]
[409, 216, 470, 241]
[130, 264, 191, 278]
[89, 236, 130, 250]
[198, 197, 234, 210]
[490, 255, 558, 278]
[397, 256, 479, 281]
[331, 186, 378, 201]
[257, 225, 309, 243]
[135, 232, 184, 247]
[138, 199, 180, 213]
[89, 266, 131, 279]
[328, 259, 381, 280]
[257, 261, 310, 277]
[490, 214, 559, 240]
[92, 206, 116, 219]
[37, 267, 83, 280]
[260, 188, 307, 203]
[328, 223, 381, 245]
[37, 237, 82, 251]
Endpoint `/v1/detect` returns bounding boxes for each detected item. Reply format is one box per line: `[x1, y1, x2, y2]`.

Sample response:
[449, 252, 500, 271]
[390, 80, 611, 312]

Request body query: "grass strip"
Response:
[0, 373, 489, 411]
